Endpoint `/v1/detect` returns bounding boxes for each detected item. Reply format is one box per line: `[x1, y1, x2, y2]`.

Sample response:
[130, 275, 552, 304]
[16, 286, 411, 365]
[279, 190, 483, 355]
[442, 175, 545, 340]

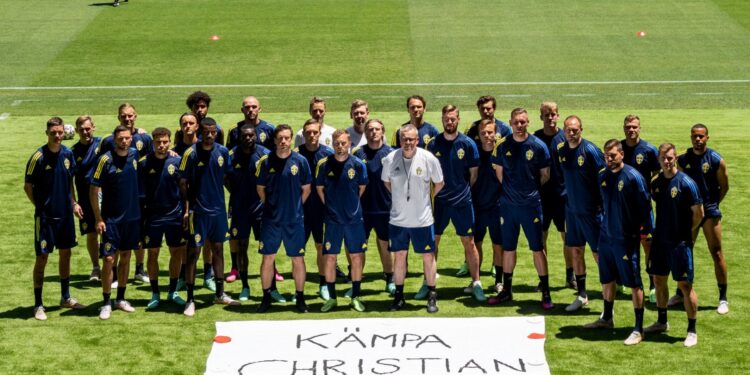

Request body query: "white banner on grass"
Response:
[206, 316, 549, 375]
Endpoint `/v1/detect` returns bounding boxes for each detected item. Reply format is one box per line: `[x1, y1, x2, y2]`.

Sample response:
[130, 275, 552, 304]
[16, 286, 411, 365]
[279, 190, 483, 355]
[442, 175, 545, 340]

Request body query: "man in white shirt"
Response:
[294, 97, 336, 148]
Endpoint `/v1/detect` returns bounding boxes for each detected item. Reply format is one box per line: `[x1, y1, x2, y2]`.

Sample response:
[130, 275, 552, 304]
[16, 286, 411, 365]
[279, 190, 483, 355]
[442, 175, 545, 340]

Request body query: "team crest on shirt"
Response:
[416, 167, 423, 176]
[636, 154, 644, 165]
[291, 164, 299, 175]
[526, 150, 534, 161]
[556, 142, 565, 150]
[259, 133, 267, 143]
[347, 168, 355, 180]
[457, 148, 465, 160]
[622, 255, 628, 260]
[618, 180, 624, 191]
[167, 164, 176, 175]
[505, 151, 512, 157]
[325, 242, 331, 250]
[325, 138, 331, 146]
[217, 156, 224, 167]
[670, 187, 678, 198]
[195, 234, 202, 243]
[40, 240, 47, 250]
[702, 162, 710, 173]
[136, 140, 144, 151]
[64, 159, 70, 169]
[423, 135, 432, 144]
[577, 155, 584, 166]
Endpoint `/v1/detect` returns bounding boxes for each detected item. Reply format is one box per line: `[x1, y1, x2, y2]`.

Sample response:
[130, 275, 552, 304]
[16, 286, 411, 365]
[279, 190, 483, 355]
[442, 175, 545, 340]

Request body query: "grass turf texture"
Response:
[1, 0, 749, 373]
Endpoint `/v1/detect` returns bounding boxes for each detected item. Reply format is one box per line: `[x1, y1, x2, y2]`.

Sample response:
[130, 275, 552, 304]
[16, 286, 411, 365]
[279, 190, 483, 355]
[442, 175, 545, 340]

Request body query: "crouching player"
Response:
[140, 127, 187, 309]
[316, 130, 369, 312]
[584, 140, 651, 346]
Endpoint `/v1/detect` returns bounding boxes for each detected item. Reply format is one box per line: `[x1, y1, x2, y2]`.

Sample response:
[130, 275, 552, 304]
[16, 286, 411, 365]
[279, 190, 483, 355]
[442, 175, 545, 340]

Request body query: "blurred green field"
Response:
[1, 1, 749, 374]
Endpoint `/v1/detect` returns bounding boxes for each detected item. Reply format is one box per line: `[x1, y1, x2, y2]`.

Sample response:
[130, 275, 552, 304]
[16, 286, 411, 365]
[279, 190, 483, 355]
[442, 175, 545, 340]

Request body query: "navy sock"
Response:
[658, 307, 668, 324]
[718, 283, 727, 301]
[230, 252, 238, 270]
[295, 290, 305, 302]
[565, 267, 574, 281]
[319, 274, 326, 287]
[649, 275, 655, 290]
[116, 286, 126, 301]
[203, 263, 212, 279]
[270, 277, 277, 291]
[687, 318, 697, 333]
[503, 272, 514, 294]
[427, 284, 436, 291]
[327, 282, 337, 300]
[240, 271, 249, 289]
[602, 300, 614, 321]
[384, 273, 393, 283]
[60, 278, 70, 300]
[102, 292, 111, 306]
[34, 287, 43, 307]
[395, 284, 404, 300]
[150, 279, 159, 294]
[179, 265, 186, 280]
[168, 278, 177, 294]
[351, 281, 361, 298]
[494, 265, 503, 285]
[576, 274, 587, 298]
[539, 275, 550, 293]
[187, 284, 194, 302]
[634, 307, 644, 333]
[135, 263, 144, 274]
[215, 279, 224, 297]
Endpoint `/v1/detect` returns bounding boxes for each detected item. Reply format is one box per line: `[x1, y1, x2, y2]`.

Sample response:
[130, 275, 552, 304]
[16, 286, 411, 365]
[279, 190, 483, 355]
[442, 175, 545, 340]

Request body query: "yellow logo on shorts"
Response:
[40, 240, 47, 249]
[167, 164, 176, 175]
[105, 243, 112, 251]
[526, 150, 534, 161]
[618, 180, 624, 191]
[361, 243, 367, 249]
[195, 234, 202, 243]
[325, 242, 331, 250]
[636, 154, 644, 165]
[671, 187, 678, 198]
[232, 228, 238, 236]
[136, 140, 144, 151]
[82, 222, 88, 231]
[259, 241, 264, 250]
[144, 236, 150, 244]
[347, 168, 355, 179]
[577, 155, 584, 166]
[416, 167, 422, 176]
[500, 217, 504, 225]
[457, 148, 465, 160]
[299, 248, 305, 254]
[702, 162, 709, 173]
[291, 164, 299, 175]
[64, 159, 70, 170]
[424, 245, 431, 250]
[217, 156, 224, 167]
[601, 181, 607, 187]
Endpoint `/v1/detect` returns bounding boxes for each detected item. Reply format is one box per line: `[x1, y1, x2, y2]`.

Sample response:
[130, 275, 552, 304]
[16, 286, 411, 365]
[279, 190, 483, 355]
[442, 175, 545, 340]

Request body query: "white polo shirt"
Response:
[381, 148, 443, 228]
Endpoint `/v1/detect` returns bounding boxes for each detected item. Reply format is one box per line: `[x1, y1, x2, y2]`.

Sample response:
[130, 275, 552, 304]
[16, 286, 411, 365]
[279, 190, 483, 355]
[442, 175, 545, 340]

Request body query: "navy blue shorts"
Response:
[648, 241, 694, 283]
[433, 200, 475, 236]
[473, 207, 502, 245]
[323, 222, 368, 255]
[389, 225, 435, 254]
[35, 216, 77, 256]
[598, 236, 642, 288]
[78, 203, 97, 235]
[565, 211, 601, 252]
[701, 202, 722, 224]
[230, 212, 262, 241]
[188, 211, 228, 247]
[260, 220, 306, 257]
[500, 203, 544, 251]
[364, 213, 390, 241]
[541, 193, 566, 233]
[304, 208, 324, 244]
[100, 219, 140, 257]
[143, 221, 185, 248]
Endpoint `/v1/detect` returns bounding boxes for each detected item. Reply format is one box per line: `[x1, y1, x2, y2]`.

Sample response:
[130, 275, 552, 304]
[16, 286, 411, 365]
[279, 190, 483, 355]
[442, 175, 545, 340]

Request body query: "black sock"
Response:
[240, 271, 249, 289]
[658, 307, 668, 324]
[634, 308, 644, 332]
[102, 292, 111, 306]
[539, 275, 550, 293]
[347, 265, 352, 279]
[602, 300, 614, 321]
[262, 288, 271, 303]
[675, 288, 684, 297]
[230, 252, 238, 270]
[34, 287, 43, 307]
[327, 282, 337, 300]
[319, 274, 326, 287]
[203, 263, 212, 279]
[351, 281, 361, 298]
[395, 284, 404, 300]
[718, 283, 727, 301]
[576, 274, 587, 298]
[150, 279, 159, 294]
[687, 318, 697, 333]
[116, 286, 126, 301]
[384, 272, 393, 284]
[135, 263, 144, 275]
[179, 265, 186, 280]
[295, 290, 305, 304]
[168, 278, 177, 294]
[566, 267, 574, 282]
[649, 275, 655, 290]
[494, 265, 503, 285]
[503, 272, 514, 294]
[215, 279, 224, 297]
[187, 284, 194, 302]
[270, 277, 277, 291]
[60, 278, 70, 300]
[427, 284, 436, 291]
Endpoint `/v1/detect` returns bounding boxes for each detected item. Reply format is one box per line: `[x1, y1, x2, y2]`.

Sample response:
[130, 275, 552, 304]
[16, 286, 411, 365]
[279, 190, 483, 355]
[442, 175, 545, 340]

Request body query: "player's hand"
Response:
[137, 128, 147, 134]
[96, 220, 106, 234]
[73, 203, 83, 219]
[182, 213, 189, 230]
[168, 150, 179, 157]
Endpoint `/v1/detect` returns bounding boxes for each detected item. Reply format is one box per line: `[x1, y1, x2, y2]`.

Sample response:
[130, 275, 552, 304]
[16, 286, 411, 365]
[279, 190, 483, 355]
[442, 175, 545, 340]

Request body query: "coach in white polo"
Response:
[382, 124, 444, 313]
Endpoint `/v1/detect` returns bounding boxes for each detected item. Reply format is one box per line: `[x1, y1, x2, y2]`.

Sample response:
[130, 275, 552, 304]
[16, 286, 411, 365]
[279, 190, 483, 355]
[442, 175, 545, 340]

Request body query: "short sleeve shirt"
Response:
[381, 148, 443, 228]
[25, 145, 77, 219]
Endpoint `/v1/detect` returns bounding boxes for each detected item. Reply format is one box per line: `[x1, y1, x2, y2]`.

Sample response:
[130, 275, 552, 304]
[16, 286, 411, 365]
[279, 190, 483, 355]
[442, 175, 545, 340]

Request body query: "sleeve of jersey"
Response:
[358, 160, 369, 185]
[392, 129, 401, 148]
[25, 151, 42, 183]
[300, 157, 312, 185]
[633, 172, 652, 224]
[537, 141, 551, 168]
[314, 161, 326, 187]
[592, 146, 606, 172]
[223, 149, 232, 174]
[429, 153, 444, 184]
[648, 146, 660, 172]
[467, 140, 480, 168]
[256, 157, 269, 185]
[490, 143, 502, 167]
[684, 178, 703, 206]
[380, 154, 392, 183]
[90, 155, 109, 187]
[178, 148, 194, 178]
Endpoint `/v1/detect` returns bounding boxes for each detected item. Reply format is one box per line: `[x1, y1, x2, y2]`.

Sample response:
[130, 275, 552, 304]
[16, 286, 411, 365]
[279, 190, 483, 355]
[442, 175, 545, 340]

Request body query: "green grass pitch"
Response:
[1, 0, 749, 373]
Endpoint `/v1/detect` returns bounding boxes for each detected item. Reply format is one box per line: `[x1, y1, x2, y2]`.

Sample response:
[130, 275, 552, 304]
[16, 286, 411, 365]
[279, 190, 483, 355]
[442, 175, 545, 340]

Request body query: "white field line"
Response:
[693, 92, 725, 95]
[0, 79, 748, 91]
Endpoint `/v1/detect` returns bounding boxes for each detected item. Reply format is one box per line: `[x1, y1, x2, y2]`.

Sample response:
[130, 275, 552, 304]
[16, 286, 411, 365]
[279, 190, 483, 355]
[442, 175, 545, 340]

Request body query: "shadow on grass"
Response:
[89, 2, 116, 6]
[556, 325, 683, 344]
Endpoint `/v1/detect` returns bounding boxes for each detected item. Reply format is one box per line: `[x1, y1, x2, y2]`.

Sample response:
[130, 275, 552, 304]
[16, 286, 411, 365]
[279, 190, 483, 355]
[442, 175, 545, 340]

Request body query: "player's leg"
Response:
[167, 244, 186, 305]
[237, 239, 250, 301]
[86, 232, 100, 281]
[227, 239, 239, 283]
[291, 256, 307, 312]
[115, 249, 134, 312]
[134, 247, 148, 284]
[32, 250, 49, 319]
[703, 218, 728, 313]
[679, 280, 699, 346]
[285, 222, 308, 312]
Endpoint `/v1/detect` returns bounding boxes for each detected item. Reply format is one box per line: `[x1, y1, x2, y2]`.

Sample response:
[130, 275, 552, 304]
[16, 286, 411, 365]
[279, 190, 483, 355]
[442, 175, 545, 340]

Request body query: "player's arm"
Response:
[717, 159, 729, 203]
[257, 185, 266, 203]
[690, 203, 704, 233]
[89, 185, 105, 234]
[493, 165, 503, 184]
[539, 166, 550, 186]
[71, 179, 83, 219]
[468, 166, 478, 187]
[301, 184, 311, 204]
[24, 183, 34, 205]
[316, 186, 325, 204]
[358, 185, 366, 197]
[432, 180, 445, 198]
[179, 178, 190, 229]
